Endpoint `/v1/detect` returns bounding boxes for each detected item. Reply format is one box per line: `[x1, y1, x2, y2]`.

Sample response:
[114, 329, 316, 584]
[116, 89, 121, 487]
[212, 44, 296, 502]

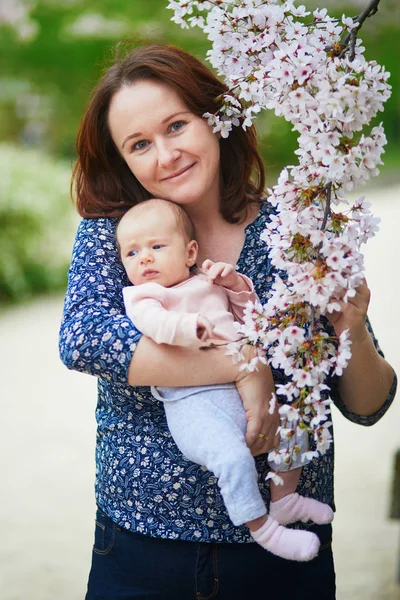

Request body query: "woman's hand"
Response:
[326, 279, 394, 416]
[235, 357, 280, 456]
[326, 279, 371, 343]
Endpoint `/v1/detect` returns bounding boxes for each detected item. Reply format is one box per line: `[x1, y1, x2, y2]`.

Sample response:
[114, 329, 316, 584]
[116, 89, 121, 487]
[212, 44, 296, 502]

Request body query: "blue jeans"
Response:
[86, 508, 336, 600]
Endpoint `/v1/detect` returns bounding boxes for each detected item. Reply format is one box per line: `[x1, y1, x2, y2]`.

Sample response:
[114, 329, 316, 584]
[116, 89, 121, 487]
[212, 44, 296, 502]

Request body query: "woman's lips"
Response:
[162, 163, 195, 181]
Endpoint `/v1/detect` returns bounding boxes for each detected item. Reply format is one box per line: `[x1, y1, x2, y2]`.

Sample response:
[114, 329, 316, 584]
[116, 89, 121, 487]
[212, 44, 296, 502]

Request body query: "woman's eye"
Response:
[133, 139, 149, 151]
[170, 121, 185, 133]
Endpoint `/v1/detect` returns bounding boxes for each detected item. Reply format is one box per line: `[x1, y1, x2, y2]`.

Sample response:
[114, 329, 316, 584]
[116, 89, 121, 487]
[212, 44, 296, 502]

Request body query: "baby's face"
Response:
[118, 205, 197, 287]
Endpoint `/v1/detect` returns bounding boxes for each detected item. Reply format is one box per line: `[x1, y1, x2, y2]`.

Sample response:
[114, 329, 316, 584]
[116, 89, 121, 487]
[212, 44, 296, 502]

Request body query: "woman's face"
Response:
[108, 79, 221, 214]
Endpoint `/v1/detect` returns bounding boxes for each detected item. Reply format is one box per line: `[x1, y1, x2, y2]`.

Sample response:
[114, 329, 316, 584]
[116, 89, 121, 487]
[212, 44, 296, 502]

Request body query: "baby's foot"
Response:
[251, 517, 320, 562]
[270, 492, 334, 525]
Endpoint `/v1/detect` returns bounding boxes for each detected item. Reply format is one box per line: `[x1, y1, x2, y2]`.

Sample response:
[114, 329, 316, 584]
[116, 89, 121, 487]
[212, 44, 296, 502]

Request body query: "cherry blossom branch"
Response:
[168, 0, 390, 463]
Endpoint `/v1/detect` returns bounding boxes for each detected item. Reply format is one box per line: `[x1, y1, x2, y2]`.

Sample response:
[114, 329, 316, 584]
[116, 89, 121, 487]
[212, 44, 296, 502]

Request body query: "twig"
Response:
[340, 0, 381, 60]
[199, 342, 222, 350]
[320, 181, 333, 231]
[309, 306, 316, 340]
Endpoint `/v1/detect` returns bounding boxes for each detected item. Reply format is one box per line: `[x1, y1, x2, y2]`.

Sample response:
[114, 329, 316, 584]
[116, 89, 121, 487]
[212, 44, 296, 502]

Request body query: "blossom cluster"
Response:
[168, 0, 391, 469]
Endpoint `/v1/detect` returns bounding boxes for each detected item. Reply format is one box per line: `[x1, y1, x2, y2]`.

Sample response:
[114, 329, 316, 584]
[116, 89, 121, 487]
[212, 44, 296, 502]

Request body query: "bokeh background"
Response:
[1, 1, 399, 598]
[1, 0, 399, 304]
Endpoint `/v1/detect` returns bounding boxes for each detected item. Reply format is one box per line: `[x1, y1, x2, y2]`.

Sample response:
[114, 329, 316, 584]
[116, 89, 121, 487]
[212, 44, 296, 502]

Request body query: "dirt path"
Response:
[1, 187, 399, 599]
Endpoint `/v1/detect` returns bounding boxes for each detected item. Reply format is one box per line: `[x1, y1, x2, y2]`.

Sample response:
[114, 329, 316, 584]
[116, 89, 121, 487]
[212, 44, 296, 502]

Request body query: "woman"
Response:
[59, 44, 396, 599]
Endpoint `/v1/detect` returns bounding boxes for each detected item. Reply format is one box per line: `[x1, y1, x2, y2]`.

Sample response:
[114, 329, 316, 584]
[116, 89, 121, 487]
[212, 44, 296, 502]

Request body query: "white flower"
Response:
[342, 16, 357, 31]
[279, 403, 300, 422]
[266, 471, 284, 486]
[302, 450, 319, 462]
[282, 325, 305, 345]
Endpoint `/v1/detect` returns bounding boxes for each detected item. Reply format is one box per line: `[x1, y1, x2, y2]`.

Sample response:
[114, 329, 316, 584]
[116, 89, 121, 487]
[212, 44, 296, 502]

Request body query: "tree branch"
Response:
[320, 182, 332, 231]
[340, 0, 381, 60]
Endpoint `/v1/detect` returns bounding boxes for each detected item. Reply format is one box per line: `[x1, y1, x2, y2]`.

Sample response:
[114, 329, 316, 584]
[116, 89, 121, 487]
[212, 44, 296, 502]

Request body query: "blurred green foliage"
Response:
[0, 143, 78, 304]
[0, 0, 398, 304]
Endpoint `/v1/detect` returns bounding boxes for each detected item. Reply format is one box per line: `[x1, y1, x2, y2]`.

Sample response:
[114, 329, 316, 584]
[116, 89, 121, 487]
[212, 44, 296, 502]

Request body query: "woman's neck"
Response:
[190, 203, 260, 267]
[188, 200, 258, 233]
[186, 202, 223, 232]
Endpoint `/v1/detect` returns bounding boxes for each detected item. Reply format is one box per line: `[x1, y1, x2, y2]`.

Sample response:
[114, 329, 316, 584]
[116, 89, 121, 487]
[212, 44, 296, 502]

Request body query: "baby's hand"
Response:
[202, 259, 242, 290]
[196, 315, 214, 341]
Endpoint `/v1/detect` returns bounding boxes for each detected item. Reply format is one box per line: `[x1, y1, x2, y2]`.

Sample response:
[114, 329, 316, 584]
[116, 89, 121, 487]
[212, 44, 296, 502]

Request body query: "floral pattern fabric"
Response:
[59, 202, 396, 542]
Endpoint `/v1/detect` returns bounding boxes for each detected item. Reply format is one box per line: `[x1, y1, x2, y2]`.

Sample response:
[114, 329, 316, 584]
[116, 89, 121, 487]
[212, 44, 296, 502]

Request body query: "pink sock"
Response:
[270, 492, 334, 525]
[251, 517, 320, 562]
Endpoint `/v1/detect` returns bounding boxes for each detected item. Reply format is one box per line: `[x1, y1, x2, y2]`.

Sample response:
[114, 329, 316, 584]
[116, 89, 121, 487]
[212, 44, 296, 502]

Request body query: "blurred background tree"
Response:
[1, 0, 399, 304]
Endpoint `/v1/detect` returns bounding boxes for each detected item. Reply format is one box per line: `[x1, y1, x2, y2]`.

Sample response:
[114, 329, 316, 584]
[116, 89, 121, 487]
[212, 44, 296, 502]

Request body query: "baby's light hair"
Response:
[116, 199, 196, 247]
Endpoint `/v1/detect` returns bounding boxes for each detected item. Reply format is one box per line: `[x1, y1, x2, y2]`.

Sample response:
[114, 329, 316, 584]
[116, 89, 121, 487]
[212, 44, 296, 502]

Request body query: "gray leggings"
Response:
[152, 383, 308, 526]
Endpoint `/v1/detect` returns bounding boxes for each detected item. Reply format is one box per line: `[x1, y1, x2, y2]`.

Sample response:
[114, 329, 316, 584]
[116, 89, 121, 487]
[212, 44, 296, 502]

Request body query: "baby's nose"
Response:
[140, 250, 153, 263]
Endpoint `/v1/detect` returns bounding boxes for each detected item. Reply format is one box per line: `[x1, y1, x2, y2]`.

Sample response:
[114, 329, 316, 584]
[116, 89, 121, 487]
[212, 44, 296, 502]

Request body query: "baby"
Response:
[117, 198, 334, 561]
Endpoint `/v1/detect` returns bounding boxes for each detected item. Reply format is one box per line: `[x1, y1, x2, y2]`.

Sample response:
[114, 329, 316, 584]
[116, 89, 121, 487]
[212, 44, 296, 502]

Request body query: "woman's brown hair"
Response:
[72, 43, 265, 222]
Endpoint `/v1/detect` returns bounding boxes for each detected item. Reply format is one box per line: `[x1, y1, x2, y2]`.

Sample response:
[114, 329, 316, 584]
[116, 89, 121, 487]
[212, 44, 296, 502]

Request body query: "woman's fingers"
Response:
[242, 395, 280, 456]
[247, 413, 280, 456]
[326, 279, 371, 339]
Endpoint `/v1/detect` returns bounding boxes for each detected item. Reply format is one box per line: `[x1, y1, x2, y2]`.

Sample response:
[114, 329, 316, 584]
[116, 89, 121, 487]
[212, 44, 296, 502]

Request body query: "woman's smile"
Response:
[161, 163, 195, 182]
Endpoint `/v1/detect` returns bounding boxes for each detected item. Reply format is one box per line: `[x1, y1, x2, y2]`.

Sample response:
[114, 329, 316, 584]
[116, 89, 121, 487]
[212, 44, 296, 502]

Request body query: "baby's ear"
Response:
[186, 240, 198, 266]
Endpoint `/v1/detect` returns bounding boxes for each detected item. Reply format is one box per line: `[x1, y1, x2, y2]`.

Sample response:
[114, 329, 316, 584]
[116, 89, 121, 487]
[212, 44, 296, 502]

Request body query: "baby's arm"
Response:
[124, 288, 212, 347]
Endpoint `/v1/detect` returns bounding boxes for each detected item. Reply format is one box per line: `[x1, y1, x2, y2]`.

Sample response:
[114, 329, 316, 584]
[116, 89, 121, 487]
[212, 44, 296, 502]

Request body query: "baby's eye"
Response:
[152, 244, 164, 250]
[133, 139, 149, 151]
[170, 121, 185, 133]
[128, 249, 138, 257]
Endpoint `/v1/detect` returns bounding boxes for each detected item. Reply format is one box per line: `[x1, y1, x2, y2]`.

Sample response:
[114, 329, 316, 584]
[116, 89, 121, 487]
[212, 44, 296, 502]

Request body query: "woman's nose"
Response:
[156, 140, 180, 168]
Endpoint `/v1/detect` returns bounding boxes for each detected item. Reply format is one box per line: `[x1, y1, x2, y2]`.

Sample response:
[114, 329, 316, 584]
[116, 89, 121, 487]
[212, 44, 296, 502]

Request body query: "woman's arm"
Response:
[128, 336, 240, 386]
[336, 326, 394, 417]
[328, 280, 396, 421]
[59, 218, 141, 383]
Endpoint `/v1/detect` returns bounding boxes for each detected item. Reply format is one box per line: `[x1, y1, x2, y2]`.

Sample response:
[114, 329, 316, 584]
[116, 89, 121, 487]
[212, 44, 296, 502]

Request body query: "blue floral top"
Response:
[59, 202, 396, 542]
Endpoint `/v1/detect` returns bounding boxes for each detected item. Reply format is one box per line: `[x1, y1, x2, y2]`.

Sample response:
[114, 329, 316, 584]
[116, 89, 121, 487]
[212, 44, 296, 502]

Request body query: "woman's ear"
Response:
[186, 240, 198, 266]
